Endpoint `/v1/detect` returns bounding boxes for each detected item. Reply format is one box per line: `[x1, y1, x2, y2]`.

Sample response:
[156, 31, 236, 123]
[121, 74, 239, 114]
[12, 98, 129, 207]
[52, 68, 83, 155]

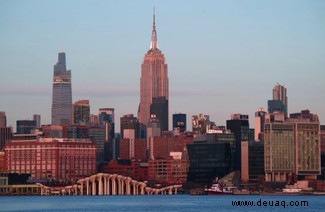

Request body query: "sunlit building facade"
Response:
[138, 11, 169, 126]
[5, 138, 96, 181]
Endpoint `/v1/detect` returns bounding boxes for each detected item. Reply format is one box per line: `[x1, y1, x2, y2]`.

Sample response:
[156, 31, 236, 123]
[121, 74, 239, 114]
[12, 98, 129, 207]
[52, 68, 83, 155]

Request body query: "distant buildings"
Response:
[72, 100, 90, 125]
[268, 83, 288, 117]
[264, 110, 320, 182]
[33, 114, 41, 128]
[51, 52, 72, 126]
[0, 127, 12, 151]
[120, 114, 141, 140]
[173, 113, 186, 132]
[254, 108, 266, 141]
[5, 138, 97, 181]
[192, 114, 210, 134]
[16, 120, 36, 134]
[0, 112, 12, 151]
[138, 11, 169, 126]
[0, 112, 7, 127]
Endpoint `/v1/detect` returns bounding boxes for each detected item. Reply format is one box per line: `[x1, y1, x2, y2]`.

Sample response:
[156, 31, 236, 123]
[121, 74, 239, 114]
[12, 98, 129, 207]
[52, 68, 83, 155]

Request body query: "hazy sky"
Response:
[1, 0, 324, 132]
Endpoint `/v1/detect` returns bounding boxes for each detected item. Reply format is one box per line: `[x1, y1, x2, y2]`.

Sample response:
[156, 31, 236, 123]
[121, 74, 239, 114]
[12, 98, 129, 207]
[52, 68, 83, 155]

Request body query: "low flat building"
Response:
[148, 156, 189, 185]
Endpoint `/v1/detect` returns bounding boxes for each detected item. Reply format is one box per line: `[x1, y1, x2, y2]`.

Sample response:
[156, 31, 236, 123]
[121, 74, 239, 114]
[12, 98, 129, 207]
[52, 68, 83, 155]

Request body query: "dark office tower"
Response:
[0, 127, 12, 150]
[150, 97, 168, 132]
[16, 120, 36, 134]
[120, 114, 141, 139]
[0, 112, 6, 127]
[187, 141, 232, 183]
[73, 100, 90, 125]
[226, 114, 249, 171]
[268, 83, 288, 117]
[33, 114, 41, 128]
[173, 113, 186, 132]
[51, 52, 72, 126]
[138, 10, 169, 126]
[248, 141, 264, 183]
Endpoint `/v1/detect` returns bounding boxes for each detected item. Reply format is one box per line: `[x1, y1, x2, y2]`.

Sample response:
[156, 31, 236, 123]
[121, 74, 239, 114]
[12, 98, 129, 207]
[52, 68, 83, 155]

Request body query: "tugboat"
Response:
[204, 178, 233, 195]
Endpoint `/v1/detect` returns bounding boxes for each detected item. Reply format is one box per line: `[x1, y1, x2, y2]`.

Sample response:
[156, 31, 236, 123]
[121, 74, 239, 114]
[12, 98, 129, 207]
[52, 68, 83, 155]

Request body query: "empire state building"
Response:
[138, 11, 169, 128]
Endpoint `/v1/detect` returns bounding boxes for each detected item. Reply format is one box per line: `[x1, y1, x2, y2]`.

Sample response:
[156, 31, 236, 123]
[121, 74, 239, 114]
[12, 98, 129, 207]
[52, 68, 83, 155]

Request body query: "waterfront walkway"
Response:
[37, 173, 182, 196]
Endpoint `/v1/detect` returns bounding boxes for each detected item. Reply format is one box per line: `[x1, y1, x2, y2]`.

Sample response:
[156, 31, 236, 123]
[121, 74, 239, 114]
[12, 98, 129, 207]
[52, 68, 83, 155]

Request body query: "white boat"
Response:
[204, 178, 233, 195]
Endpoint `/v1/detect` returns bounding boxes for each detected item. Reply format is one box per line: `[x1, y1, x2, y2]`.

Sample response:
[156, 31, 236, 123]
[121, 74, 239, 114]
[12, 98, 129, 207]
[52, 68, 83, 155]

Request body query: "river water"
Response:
[0, 195, 324, 211]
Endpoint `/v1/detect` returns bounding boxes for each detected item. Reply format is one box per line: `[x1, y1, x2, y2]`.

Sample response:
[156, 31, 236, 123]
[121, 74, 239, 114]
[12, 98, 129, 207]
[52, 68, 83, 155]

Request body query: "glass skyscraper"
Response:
[51, 52, 72, 126]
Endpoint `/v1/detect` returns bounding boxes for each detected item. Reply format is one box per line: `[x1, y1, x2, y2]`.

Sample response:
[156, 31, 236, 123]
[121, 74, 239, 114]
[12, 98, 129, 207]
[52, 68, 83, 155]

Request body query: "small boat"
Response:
[204, 178, 233, 195]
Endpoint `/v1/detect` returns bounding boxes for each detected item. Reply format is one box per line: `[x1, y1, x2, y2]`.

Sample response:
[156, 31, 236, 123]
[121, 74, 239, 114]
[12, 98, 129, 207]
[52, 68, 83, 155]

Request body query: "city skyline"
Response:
[1, 0, 325, 131]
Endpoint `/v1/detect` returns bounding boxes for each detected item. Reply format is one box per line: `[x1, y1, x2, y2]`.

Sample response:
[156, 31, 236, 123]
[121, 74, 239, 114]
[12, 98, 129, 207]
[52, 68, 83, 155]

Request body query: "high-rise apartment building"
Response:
[138, 11, 169, 126]
[73, 100, 90, 125]
[173, 113, 186, 132]
[268, 83, 288, 117]
[264, 110, 320, 182]
[51, 52, 72, 126]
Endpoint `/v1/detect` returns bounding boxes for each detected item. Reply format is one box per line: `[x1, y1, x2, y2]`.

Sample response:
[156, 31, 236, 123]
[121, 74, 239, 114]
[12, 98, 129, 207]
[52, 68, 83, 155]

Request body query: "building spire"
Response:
[150, 7, 158, 50]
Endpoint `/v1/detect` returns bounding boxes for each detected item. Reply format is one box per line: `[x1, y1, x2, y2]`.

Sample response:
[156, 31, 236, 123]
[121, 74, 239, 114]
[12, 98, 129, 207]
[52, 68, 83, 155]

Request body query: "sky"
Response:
[0, 0, 325, 132]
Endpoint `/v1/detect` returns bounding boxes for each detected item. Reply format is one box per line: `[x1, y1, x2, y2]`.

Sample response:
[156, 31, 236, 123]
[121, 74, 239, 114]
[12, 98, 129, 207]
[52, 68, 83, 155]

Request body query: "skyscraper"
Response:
[268, 83, 288, 117]
[51, 52, 72, 126]
[138, 10, 169, 126]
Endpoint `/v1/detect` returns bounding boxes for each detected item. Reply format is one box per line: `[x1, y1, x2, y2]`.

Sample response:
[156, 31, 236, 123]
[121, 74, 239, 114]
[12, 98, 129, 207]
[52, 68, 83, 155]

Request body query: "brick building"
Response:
[4, 138, 96, 181]
[103, 160, 148, 182]
[119, 139, 147, 161]
[150, 135, 193, 159]
[148, 157, 189, 185]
